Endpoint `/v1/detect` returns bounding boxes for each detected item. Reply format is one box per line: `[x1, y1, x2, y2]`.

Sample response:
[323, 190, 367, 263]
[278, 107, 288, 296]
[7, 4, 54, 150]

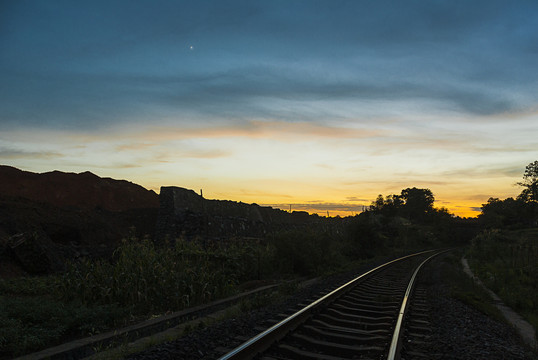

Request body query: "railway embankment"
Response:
[119, 252, 536, 360]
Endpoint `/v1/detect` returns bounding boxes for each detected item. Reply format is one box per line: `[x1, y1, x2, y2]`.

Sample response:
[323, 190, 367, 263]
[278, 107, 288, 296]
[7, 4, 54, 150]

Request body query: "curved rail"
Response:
[387, 250, 449, 360]
[218, 249, 441, 360]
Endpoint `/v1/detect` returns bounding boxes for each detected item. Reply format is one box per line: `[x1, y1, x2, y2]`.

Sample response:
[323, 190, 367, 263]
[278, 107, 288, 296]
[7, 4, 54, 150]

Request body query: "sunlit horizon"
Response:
[1, 1, 536, 219]
[3, 161, 525, 219]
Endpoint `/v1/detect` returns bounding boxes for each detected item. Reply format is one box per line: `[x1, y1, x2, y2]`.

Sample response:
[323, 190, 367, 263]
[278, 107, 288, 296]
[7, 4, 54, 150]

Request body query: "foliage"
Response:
[1, 236, 285, 358]
[400, 187, 435, 220]
[467, 228, 538, 330]
[0, 275, 57, 296]
[54, 237, 241, 313]
[345, 212, 390, 258]
[478, 162, 538, 229]
[1, 186, 471, 358]
[359, 187, 473, 250]
[517, 160, 538, 202]
[433, 252, 504, 322]
[0, 296, 126, 357]
[479, 197, 538, 229]
[344, 210, 447, 260]
[369, 187, 437, 222]
[270, 229, 345, 276]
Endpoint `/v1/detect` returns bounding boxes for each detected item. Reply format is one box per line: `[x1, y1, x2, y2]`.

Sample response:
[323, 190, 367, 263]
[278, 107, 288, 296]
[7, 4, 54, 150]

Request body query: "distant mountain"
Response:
[0, 165, 159, 211]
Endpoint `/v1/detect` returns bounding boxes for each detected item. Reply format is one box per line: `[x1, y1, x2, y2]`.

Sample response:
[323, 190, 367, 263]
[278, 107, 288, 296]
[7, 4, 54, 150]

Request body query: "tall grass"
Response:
[0, 297, 126, 356]
[54, 237, 241, 313]
[2, 219, 449, 358]
[467, 228, 538, 329]
[52, 231, 349, 313]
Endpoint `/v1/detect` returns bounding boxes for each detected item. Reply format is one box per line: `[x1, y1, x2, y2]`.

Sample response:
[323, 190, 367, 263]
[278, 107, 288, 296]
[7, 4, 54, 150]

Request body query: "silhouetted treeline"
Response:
[467, 162, 538, 332]
[479, 161, 538, 229]
[346, 187, 478, 257]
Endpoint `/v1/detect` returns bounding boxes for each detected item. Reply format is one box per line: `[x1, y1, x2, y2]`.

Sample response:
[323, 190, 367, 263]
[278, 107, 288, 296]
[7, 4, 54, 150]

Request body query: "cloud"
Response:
[172, 149, 232, 159]
[3, 0, 538, 132]
[115, 120, 381, 142]
[111, 68, 534, 121]
[465, 194, 505, 202]
[345, 196, 369, 202]
[0, 147, 60, 160]
[264, 202, 368, 213]
[236, 189, 293, 199]
[441, 165, 524, 179]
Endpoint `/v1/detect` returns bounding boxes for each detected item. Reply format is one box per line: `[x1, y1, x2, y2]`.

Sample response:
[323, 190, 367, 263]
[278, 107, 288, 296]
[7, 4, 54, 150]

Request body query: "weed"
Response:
[439, 253, 506, 324]
[467, 229, 538, 330]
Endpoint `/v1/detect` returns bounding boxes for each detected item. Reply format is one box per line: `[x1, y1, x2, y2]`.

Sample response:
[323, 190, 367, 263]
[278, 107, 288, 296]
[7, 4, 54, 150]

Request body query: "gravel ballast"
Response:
[125, 254, 537, 360]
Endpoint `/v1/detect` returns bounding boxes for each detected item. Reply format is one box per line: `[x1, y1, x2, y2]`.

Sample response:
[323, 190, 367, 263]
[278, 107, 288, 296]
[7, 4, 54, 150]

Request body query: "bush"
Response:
[0, 297, 126, 357]
[54, 237, 243, 313]
[467, 229, 538, 329]
[270, 229, 345, 276]
[0, 276, 56, 296]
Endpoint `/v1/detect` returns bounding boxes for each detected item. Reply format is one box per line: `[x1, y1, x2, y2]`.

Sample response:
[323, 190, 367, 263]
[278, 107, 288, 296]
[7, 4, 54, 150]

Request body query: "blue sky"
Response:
[1, 0, 537, 216]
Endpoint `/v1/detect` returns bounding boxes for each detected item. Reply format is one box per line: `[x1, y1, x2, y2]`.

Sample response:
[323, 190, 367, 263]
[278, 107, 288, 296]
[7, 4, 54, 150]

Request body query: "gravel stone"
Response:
[126, 255, 537, 360]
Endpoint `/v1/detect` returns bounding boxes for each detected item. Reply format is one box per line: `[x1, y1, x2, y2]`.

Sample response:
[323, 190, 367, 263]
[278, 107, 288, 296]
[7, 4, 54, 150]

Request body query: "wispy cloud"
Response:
[264, 202, 368, 214]
[0, 147, 61, 160]
[110, 120, 382, 143]
[1, 1, 537, 218]
[3, 0, 538, 131]
[345, 196, 370, 202]
[440, 166, 525, 179]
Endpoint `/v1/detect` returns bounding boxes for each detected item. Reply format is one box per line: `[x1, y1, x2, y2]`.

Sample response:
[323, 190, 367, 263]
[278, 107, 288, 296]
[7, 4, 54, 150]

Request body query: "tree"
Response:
[370, 194, 385, 211]
[400, 187, 435, 220]
[369, 194, 404, 216]
[517, 161, 538, 202]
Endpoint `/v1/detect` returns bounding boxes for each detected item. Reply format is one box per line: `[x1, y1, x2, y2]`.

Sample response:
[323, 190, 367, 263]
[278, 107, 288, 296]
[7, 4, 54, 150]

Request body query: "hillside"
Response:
[0, 166, 159, 277]
[0, 165, 159, 211]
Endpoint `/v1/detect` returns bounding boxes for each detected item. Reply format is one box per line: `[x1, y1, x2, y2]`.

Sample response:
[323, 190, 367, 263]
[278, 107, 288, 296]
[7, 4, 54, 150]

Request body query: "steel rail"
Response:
[218, 249, 437, 360]
[387, 249, 450, 360]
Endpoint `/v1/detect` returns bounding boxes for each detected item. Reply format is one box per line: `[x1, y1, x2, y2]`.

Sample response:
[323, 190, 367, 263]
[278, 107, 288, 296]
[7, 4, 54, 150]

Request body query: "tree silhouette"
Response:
[369, 187, 435, 221]
[400, 187, 435, 220]
[517, 160, 538, 202]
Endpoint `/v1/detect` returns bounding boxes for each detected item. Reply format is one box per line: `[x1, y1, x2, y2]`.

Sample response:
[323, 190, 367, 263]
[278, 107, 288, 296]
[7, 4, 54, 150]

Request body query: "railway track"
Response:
[218, 250, 445, 360]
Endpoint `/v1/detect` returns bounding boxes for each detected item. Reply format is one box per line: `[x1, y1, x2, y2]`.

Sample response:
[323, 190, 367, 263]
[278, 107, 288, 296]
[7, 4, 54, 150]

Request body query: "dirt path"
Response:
[461, 257, 537, 350]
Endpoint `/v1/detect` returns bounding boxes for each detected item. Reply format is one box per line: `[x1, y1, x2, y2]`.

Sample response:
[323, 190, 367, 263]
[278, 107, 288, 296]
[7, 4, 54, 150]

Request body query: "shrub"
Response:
[270, 229, 344, 276]
[467, 229, 538, 329]
[54, 237, 241, 313]
[0, 297, 125, 357]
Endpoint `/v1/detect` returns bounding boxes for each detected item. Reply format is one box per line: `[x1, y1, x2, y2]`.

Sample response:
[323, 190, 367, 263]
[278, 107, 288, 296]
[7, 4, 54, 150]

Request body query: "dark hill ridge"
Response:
[0, 165, 341, 277]
[0, 166, 159, 276]
[0, 165, 159, 211]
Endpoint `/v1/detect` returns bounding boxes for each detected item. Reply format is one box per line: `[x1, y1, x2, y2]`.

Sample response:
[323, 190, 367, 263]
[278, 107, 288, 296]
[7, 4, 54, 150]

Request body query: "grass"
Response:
[432, 251, 505, 323]
[84, 281, 302, 360]
[0, 296, 128, 357]
[0, 274, 128, 357]
[0, 221, 449, 358]
[0, 275, 56, 296]
[0, 233, 306, 358]
[467, 228, 538, 331]
[0, 237, 245, 358]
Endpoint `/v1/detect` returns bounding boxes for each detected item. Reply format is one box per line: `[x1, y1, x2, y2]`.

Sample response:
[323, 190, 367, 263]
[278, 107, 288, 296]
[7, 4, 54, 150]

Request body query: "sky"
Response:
[1, 0, 537, 217]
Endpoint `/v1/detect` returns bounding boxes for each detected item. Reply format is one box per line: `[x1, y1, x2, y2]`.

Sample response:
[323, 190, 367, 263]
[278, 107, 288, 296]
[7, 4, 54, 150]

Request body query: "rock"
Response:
[155, 186, 345, 244]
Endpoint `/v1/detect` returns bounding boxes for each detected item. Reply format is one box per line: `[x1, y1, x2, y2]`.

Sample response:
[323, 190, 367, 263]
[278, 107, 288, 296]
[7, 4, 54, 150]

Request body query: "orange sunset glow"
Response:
[1, 2, 537, 218]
